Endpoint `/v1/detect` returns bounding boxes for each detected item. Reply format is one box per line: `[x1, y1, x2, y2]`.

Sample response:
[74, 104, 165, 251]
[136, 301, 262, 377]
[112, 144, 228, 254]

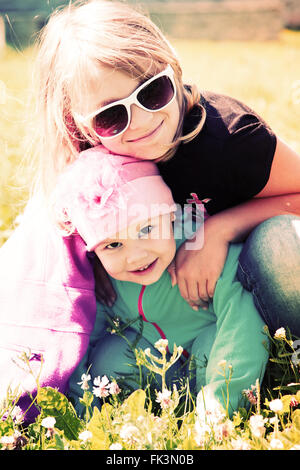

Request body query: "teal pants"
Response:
[89, 328, 192, 392]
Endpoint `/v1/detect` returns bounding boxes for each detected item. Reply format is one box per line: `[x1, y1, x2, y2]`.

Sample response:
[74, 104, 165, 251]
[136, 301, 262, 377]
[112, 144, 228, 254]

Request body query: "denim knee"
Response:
[237, 215, 300, 337]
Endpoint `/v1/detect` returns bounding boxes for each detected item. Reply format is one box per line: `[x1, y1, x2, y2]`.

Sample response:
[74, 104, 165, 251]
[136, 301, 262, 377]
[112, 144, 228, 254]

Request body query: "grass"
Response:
[0, 329, 299, 450]
[0, 30, 300, 451]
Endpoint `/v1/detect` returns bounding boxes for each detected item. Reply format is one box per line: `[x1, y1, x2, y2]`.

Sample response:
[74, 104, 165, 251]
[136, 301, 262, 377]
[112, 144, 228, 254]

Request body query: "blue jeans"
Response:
[237, 215, 300, 338]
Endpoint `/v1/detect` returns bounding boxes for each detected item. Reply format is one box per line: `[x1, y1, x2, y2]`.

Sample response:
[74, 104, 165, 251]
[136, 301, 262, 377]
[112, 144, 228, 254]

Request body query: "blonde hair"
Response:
[31, 0, 205, 199]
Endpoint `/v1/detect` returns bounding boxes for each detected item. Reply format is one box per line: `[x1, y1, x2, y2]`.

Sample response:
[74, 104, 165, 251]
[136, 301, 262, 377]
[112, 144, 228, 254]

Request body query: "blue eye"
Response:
[106, 242, 122, 250]
[138, 225, 153, 238]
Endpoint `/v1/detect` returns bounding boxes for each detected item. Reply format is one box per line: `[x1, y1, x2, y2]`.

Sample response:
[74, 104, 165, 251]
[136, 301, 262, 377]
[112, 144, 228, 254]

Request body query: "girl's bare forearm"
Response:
[204, 193, 300, 243]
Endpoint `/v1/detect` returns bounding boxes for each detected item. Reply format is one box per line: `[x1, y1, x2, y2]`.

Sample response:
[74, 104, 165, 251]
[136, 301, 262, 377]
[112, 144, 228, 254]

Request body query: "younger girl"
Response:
[54, 145, 268, 416]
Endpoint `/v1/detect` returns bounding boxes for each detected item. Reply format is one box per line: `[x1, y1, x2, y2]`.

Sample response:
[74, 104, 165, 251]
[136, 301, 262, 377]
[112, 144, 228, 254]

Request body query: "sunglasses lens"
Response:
[93, 73, 175, 138]
[137, 75, 174, 111]
[94, 104, 128, 138]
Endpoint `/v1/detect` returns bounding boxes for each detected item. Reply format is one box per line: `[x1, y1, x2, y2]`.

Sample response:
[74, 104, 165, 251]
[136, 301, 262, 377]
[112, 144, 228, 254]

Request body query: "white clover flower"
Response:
[0, 435, 15, 445]
[79, 430, 92, 442]
[249, 414, 266, 438]
[269, 399, 283, 413]
[274, 328, 286, 340]
[119, 423, 140, 444]
[155, 388, 173, 410]
[196, 387, 226, 427]
[77, 373, 91, 391]
[41, 416, 56, 438]
[110, 442, 123, 450]
[41, 416, 56, 429]
[231, 437, 251, 450]
[269, 438, 284, 449]
[194, 419, 211, 447]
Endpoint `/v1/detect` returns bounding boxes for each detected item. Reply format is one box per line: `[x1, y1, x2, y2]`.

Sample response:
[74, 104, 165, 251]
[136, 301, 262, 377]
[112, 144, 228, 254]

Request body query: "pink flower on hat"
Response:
[77, 181, 115, 219]
[55, 147, 126, 223]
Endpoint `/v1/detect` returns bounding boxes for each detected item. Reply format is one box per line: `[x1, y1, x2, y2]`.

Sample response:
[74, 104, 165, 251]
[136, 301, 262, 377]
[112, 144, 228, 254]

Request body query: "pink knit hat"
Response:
[55, 145, 177, 251]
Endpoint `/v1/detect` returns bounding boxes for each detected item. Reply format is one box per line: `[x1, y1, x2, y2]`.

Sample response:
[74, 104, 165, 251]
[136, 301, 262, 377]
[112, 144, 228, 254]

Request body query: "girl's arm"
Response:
[169, 137, 300, 306]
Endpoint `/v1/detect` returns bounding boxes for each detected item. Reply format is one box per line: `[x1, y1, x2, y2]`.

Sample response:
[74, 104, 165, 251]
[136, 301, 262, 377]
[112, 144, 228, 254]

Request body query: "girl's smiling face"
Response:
[94, 213, 176, 285]
[76, 65, 180, 160]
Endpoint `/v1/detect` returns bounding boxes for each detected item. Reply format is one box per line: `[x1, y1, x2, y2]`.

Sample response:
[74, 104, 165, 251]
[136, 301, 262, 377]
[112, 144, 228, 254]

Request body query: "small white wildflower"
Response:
[269, 399, 283, 413]
[110, 442, 123, 450]
[274, 328, 286, 340]
[78, 430, 92, 442]
[214, 419, 234, 442]
[93, 375, 110, 398]
[156, 388, 174, 410]
[137, 415, 145, 424]
[154, 339, 169, 353]
[77, 373, 91, 391]
[194, 419, 211, 447]
[249, 414, 266, 438]
[269, 417, 277, 425]
[0, 434, 20, 450]
[123, 413, 132, 423]
[41, 416, 56, 438]
[11, 406, 24, 425]
[196, 388, 226, 427]
[108, 381, 121, 395]
[231, 437, 251, 450]
[269, 438, 284, 449]
[290, 444, 300, 450]
[119, 423, 140, 444]
[41, 416, 56, 429]
[0, 435, 15, 445]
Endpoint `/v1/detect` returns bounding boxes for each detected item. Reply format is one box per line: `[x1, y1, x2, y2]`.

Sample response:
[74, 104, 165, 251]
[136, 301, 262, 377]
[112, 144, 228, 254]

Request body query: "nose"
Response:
[126, 246, 149, 267]
[128, 103, 153, 130]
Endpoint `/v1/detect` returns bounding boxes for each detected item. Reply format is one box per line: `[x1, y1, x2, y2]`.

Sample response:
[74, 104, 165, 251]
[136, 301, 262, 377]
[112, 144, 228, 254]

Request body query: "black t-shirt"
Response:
[157, 91, 277, 215]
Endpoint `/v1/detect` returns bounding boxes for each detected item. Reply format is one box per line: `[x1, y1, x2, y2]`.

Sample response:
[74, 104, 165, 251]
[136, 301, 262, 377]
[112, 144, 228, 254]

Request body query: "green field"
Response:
[0, 30, 300, 245]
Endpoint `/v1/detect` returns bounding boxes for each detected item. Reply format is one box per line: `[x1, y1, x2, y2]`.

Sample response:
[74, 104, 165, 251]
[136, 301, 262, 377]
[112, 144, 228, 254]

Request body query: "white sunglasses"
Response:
[74, 65, 176, 139]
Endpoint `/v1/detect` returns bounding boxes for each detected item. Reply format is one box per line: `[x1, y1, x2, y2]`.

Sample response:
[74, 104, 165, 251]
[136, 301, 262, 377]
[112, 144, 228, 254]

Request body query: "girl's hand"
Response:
[93, 256, 117, 307]
[167, 226, 230, 310]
